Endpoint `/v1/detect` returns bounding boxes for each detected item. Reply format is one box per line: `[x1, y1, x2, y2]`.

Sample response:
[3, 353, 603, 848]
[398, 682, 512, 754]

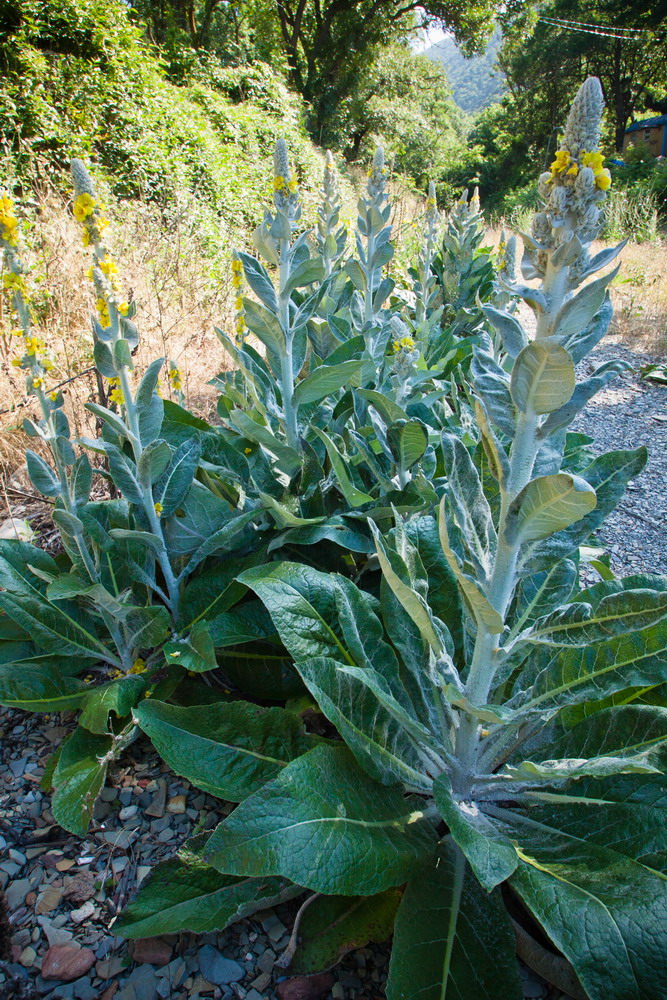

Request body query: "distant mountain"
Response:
[424, 29, 505, 113]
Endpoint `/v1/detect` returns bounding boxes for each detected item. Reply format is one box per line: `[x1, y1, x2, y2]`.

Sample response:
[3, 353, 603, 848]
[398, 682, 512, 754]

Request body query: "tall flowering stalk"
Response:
[414, 182, 440, 328]
[71, 159, 181, 617]
[1, 192, 101, 585]
[316, 151, 346, 278]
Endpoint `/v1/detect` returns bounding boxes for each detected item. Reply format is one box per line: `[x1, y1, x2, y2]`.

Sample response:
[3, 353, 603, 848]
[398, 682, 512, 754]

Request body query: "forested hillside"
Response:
[424, 29, 504, 113]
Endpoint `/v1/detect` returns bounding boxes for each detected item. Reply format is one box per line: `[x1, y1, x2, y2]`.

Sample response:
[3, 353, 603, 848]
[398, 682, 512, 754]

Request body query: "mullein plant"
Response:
[0, 167, 263, 835]
[118, 78, 667, 1000]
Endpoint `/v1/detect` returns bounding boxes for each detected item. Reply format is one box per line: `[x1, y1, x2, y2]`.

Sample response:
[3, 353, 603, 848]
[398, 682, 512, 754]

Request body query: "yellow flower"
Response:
[3, 272, 26, 292]
[0, 195, 14, 215]
[42, 358, 54, 371]
[31, 377, 44, 390]
[117, 301, 129, 316]
[392, 336, 415, 353]
[100, 260, 118, 277]
[366, 169, 373, 178]
[25, 336, 45, 356]
[129, 658, 146, 674]
[231, 259, 243, 274]
[582, 151, 605, 174]
[98, 217, 110, 230]
[549, 150, 571, 175]
[235, 295, 244, 311]
[381, 167, 388, 176]
[426, 197, 436, 208]
[235, 314, 246, 334]
[273, 175, 285, 191]
[49, 391, 59, 402]
[86, 266, 95, 281]
[567, 164, 579, 177]
[595, 168, 612, 191]
[109, 386, 125, 405]
[244, 447, 252, 454]
[11, 327, 23, 336]
[287, 178, 298, 193]
[73, 193, 97, 222]
[10, 358, 22, 367]
[109, 667, 124, 679]
[153, 501, 163, 517]
[82, 230, 91, 247]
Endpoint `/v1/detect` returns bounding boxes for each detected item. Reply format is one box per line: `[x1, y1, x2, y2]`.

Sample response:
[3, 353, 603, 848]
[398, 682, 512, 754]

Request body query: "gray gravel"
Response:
[571, 342, 667, 578]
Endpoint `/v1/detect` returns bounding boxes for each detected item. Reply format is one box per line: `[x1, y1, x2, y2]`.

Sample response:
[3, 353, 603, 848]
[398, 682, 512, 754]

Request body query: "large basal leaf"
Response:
[510, 338, 575, 414]
[386, 840, 522, 1000]
[114, 833, 298, 938]
[0, 664, 90, 712]
[124, 606, 171, 650]
[164, 620, 217, 672]
[433, 774, 518, 890]
[78, 675, 148, 735]
[134, 699, 321, 801]
[291, 889, 401, 975]
[297, 656, 433, 792]
[0, 540, 58, 594]
[51, 727, 113, 836]
[0, 592, 115, 661]
[205, 744, 437, 895]
[503, 815, 667, 1000]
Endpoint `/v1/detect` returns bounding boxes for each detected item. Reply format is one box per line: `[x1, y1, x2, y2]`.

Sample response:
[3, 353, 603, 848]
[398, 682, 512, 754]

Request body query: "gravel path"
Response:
[571, 341, 667, 578]
[1, 340, 665, 1000]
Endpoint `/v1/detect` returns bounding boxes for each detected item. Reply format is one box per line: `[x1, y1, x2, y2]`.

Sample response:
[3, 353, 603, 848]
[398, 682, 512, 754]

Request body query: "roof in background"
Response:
[625, 115, 667, 133]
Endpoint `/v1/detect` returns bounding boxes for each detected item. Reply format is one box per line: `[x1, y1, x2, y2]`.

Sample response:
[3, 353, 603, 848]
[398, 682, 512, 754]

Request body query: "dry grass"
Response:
[0, 182, 236, 485]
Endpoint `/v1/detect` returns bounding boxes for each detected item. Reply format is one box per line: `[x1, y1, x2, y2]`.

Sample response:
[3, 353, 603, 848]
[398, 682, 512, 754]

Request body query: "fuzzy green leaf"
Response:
[205, 744, 437, 895]
[51, 727, 113, 836]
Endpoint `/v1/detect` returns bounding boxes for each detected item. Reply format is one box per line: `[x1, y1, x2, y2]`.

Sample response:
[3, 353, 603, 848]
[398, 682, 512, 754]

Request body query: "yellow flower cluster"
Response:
[273, 175, 298, 193]
[73, 193, 97, 222]
[73, 193, 109, 247]
[3, 272, 26, 293]
[153, 501, 163, 517]
[548, 149, 611, 190]
[426, 197, 437, 209]
[582, 151, 611, 190]
[232, 259, 243, 290]
[392, 335, 415, 353]
[25, 335, 46, 357]
[0, 194, 19, 246]
[97, 297, 111, 328]
[108, 377, 124, 406]
[31, 376, 44, 390]
[129, 657, 146, 674]
[168, 365, 182, 392]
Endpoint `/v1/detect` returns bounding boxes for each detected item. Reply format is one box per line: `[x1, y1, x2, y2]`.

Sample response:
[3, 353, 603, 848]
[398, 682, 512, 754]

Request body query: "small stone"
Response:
[96, 957, 126, 980]
[198, 946, 244, 986]
[41, 945, 96, 981]
[19, 946, 37, 967]
[70, 900, 96, 924]
[9, 757, 27, 777]
[36, 885, 65, 915]
[64, 871, 96, 904]
[267, 920, 287, 943]
[56, 860, 76, 873]
[135, 866, 152, 887]
[132, 937, 173, 966]
[250, 973, 272, 993]
[245, 991, 264, 1000]
[100, 985, 119, 1000]
[119, 805, 138, 821]
[166, 795, 186, 814]
[124, 963, 160, 1000]
[99, 787, 118, 803]
[72, 981, 99, 1000]
[157, 829, 173, 844]
[9, 848, 27, 865]
[190, 974, 216, 993]
[38, 916, 75, 947]
[276, 975, 335, 1000]
[144, 780, 167, 818]
[256, 950, 275, 975]
[331, 985, 345, 1000]
[6, 878, 32, 910]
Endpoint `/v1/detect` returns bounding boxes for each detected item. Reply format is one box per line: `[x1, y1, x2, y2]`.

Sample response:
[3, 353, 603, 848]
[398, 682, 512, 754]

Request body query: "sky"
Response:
[411, 25, 448, 52]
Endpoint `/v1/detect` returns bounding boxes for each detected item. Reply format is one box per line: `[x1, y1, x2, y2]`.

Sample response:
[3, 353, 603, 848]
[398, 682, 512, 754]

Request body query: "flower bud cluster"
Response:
[531, 77, 611, 272]
[273, 138, 300, 218]
[366, 147, 389, 203]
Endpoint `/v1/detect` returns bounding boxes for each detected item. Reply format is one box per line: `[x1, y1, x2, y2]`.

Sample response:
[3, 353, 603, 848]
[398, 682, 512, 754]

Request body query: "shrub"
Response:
[1, 75, 666, 1000]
